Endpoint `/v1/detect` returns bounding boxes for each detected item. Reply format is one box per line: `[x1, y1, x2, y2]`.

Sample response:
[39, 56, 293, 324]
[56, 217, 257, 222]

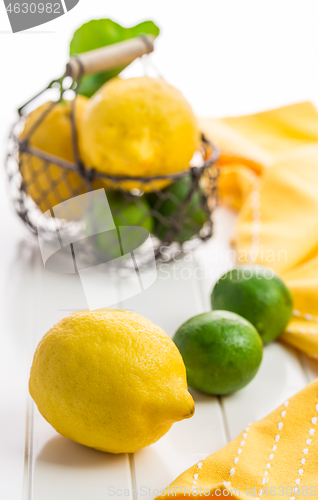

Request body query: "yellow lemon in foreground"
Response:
[79, 77, 200, 191]
[29, 309, 195, 454]
[20, 97, 88, 214]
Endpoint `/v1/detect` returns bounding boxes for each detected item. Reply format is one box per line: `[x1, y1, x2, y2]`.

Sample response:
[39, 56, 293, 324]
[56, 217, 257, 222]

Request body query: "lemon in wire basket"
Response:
[78, 76, 200, 191]
[20, 77, 200, 212]
[20, 96, 88, 215]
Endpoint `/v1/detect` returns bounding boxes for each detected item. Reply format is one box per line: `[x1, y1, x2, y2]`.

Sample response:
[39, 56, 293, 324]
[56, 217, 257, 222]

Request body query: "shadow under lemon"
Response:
[37, 434, 113, 468]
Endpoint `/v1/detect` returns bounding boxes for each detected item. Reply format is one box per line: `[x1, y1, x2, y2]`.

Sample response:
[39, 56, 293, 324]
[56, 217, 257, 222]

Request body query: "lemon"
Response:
[29, 309, 194, 454]
[79, 77, 200, 191]
[20, 97, 88, 214]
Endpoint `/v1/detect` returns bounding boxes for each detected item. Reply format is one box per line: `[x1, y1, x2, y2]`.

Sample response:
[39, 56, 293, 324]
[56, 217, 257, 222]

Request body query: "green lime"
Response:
[107, 191, 154, 232]
[173, 310, 263, 395]
[148, 175, 208, 243]
[86, 191, 154, 258]
[211, 265, 293, 344]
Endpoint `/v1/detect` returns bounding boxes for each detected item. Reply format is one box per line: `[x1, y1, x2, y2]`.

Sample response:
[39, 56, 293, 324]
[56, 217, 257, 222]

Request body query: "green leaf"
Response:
[69, 19, 160, 97]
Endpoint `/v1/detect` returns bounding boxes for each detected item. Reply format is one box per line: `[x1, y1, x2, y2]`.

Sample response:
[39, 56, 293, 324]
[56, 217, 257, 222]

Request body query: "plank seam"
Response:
[299, 353, 312, 384]
[24, 252, 42, 500]
[128, 453, 138, 500]
[218, 396, 231, 444]
[21, 251, 38, 500]
[190, 256, 230, 449]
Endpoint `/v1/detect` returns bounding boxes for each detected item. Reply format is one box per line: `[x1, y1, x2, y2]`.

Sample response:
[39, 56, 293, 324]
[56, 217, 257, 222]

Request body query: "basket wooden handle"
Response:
[65, 35, 155, 79]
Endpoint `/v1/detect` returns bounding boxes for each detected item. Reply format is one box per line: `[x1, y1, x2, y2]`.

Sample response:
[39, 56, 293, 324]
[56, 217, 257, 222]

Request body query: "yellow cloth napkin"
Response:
[155, 378, 318, 500]
[199, 102, 318, 359]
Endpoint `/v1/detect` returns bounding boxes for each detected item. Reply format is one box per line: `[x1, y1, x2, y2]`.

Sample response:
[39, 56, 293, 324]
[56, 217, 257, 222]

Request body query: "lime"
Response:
[173, 310, 263, 395]
[107, 191, 154, 231]
[149, 175, 208, 243]
[85, 191, 154, 258]
[211, 266, 293, 344]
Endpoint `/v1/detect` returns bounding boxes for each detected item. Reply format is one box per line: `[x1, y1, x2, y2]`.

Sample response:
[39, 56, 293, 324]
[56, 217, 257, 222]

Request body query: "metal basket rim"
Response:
[17, 130, 219, 184]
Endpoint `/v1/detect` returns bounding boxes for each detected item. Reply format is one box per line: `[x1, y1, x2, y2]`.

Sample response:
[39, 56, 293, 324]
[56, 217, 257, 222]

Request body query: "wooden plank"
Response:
[30, 266, 133, 500]
[118, 259, 204, 336]
[0, 238, 37, 500]
[120, 258, 228, 500]
[194, 207, 309, 441]
[301, 355, 318, 383]
[221, 342, 308, 441]
[32, 406, 132, 500]
[193, 207, 237, 310]
[131, 389, 227, 500]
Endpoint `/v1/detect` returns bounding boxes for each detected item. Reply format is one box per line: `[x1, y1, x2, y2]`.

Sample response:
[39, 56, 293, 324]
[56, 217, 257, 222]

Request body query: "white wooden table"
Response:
[1, 198, 318, 500]
[2, 1, 318, 496]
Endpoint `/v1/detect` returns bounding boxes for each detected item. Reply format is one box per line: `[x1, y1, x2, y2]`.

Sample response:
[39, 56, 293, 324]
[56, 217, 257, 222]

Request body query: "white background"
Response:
[2, 0, 318, 122]
[1, 0, 318, 233]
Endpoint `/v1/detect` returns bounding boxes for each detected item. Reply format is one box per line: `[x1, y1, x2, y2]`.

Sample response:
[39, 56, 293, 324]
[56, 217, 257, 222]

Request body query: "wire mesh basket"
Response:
[5, 37, 220, 263]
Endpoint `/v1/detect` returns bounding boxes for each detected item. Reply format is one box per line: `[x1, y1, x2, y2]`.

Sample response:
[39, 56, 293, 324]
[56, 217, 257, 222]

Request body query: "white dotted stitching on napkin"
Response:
[292, 310, 317, 322]
[292, 310, 301, 317]
[225, 425, 251, 481]
[191, 460, 205, 488]
[289, 400, 318, 499]
[259, 400, 289, 495]
[287, 310, 318, 335]
[191, 461, 203, 487]
[286, 326, 317, 335]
